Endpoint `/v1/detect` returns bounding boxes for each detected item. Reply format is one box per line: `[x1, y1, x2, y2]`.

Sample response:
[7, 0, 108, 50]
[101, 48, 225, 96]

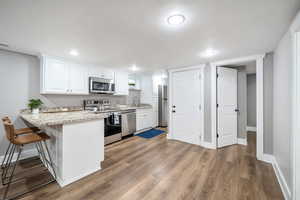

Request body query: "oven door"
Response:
[89, 77, 115, 94]
[104, 114, 122, 145]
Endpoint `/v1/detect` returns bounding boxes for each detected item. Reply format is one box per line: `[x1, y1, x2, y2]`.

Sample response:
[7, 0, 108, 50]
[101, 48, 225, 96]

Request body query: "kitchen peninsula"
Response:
[20, 111, 108, 187]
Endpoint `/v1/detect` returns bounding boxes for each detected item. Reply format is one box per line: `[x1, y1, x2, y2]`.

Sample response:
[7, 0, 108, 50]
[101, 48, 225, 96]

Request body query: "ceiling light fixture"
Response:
[130, 65, 139, 72]
[200, 48, 219, 58]
[167, 14, 185, 25]
[69, 49, 79, 56]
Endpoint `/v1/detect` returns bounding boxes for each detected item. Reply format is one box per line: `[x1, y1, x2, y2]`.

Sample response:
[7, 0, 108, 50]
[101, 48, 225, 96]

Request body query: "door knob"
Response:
[172, 105, 176, 108]
[234, 109, 239, 112]
[172, 110, 176, 113]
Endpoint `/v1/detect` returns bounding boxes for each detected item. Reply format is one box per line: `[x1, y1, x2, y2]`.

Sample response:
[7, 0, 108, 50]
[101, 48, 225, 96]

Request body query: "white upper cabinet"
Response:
[68, 63, 88, 94]
[40, 56, 88, 95]
[42, 57, 69, 94]
[88, 66, 114, 80]
[115, 71, 129, 95]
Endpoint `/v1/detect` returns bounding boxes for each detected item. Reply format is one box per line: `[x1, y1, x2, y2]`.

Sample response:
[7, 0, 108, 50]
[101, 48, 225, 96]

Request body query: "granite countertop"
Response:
[118, 104, 152, 110]
[20, 104, 152, 127]
[20, 111, 108, 127]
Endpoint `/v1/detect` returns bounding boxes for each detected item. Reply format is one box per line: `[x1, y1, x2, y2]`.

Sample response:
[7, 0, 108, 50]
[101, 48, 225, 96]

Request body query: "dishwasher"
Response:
[121, 109, 136, 137]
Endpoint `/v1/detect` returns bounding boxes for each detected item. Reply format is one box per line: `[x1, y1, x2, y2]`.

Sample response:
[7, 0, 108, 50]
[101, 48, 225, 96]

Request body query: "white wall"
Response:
[273, 25, 294, 191]
[0, 49, 126, 156]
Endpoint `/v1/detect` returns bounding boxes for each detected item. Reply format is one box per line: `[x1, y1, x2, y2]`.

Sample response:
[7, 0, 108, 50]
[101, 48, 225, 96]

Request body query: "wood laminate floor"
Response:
[0, 131, 283, 200]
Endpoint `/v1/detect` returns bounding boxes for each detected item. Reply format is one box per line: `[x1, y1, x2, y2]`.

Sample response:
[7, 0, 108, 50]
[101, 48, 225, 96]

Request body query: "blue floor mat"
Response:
[136, 129, 165, 139]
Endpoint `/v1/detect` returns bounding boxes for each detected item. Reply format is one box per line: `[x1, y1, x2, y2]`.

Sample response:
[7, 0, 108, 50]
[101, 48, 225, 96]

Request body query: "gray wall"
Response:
[0, 49, 126, 156]
[264, 53, 274, 154]
[247, 74, 256, 127]
[237, 68, 247, 139]
[204, 64, 212, 143]
[273, 31, 293, 190]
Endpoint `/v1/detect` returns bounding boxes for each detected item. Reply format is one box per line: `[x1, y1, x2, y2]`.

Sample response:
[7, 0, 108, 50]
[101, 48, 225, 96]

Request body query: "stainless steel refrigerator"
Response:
[158, 85, 168, 127]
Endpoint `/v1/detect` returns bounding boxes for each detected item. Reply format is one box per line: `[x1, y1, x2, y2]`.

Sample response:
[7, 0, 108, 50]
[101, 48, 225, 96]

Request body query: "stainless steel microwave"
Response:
[89, 77, 115, 94]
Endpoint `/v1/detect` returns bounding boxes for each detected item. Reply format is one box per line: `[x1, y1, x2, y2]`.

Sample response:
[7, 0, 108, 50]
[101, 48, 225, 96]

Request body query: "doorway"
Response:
[211, 55, 265, 160]
[216, 63, 257, 148]
[168, 65, 205, 145]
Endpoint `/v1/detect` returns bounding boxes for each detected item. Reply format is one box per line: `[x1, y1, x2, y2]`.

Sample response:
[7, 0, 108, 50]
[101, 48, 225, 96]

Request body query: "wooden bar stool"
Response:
[1, 117, 56, 200]
[1, 117, 40, 170]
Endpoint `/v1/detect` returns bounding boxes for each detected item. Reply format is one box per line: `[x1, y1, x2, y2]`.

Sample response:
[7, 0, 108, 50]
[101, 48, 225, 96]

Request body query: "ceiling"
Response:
[0, 0, 299, 72]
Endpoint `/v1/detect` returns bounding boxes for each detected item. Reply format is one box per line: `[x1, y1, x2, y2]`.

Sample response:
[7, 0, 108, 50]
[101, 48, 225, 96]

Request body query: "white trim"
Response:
[134, 127, 152, 135]
[260, 154, 291, 200]
[0, 148, 38, 164]
[57, 166, 101, 187]
[201, 141, 216, 149]
[167, 64, 206, 146]
[256, 56, 264, 161]
[211, 54, 265, 162]
[292, 28, 300, 200]
[246, 126, 257, 132]
[211, 64, 217, 148]
[262, 153, 274, 164]
[237, 138, 247, 146]
[272, 157, 292, 200]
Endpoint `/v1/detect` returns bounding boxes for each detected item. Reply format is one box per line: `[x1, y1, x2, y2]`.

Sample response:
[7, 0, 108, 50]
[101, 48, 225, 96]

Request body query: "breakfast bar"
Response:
[20, 111, 107, 187]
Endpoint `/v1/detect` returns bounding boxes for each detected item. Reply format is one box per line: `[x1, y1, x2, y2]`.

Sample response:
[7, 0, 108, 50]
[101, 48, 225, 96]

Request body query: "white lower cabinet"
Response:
[136, 108, 153, 132]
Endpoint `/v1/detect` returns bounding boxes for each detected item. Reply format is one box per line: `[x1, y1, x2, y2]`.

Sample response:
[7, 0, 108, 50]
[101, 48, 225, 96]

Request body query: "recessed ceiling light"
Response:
[167, 14, 185, 25]
[200, 48, 219, 58]
[69, 49, 79, 56]
[130, 65, 139, 71]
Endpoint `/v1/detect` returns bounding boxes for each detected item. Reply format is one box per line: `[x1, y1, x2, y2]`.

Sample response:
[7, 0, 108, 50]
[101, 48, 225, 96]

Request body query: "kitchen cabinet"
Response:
[88, 66, 114, 80]
[41, 57, 69, 94]
[136, 108, 153, 131]
[152, 97, 159, 127]
[68, 63, 88, 94]
[40, 56, 88, 95]
[115, 71, 129, 95]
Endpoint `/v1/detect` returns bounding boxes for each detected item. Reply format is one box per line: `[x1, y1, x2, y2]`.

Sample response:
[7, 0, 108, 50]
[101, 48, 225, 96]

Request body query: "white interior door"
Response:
[171, 69, 202, 145]
[217, 67, 238, 148]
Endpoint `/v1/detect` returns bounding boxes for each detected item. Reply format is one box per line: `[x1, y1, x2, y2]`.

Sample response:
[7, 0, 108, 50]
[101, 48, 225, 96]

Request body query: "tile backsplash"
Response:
[127, 89, 141, 106]
[40, 94, 127, 108]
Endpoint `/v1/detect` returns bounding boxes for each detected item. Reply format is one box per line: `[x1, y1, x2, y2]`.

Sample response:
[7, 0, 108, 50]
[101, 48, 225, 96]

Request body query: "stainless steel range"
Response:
[83, 99, 136, 145]
[83, 99, 122, 145]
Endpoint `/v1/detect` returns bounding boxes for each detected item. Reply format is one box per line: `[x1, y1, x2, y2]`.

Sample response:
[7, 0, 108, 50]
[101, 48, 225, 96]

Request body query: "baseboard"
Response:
[260, 154, 291, 200]
[134, 127, 152, 135]
[246, 126, 257, 132]
[261, 153, 274, 164]
[272, 157, 291, 200]
[0, 148, 38, 164]
[237, 138, 247, 146]
[57, 166, 101, 187]
[201, 141, 216, 149]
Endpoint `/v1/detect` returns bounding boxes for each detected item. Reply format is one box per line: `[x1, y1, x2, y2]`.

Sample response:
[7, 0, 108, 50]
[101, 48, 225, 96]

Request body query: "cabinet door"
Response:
[88, 66, 101, 77]
[43, 58, 69, 94]
[115, 71, 129, 95]
[101, 69, 115, 80]
[69, 63, 88, 94]
[88, 66, 114, 80]
[136, 114, 144, 131]
[144, 110, 153, 129]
